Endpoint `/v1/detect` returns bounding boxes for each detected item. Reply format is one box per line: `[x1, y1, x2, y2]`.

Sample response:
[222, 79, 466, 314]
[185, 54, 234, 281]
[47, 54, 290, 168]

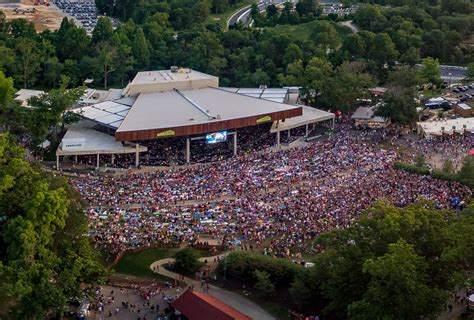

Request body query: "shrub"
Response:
[394, 162, 430, 175]
[173, 248, 202, 275]
[253, 270, 275, 299]
[217, 251, 303, 287]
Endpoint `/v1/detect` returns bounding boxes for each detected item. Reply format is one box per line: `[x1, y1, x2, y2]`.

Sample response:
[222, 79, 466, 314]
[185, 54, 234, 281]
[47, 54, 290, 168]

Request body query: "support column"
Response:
[287, 129, 291, 140]
[276, 130, 280, 148]
[135, 144, 139, 168]
[233, 131, 238, 156]
[56, 155, 60, 170]
[74, 155, 78, 164]
[111, 154, 115, 165]
[96, 153, 100, 170]
[305, 124, 309, 137]
[186, 138, 191, 164]
[332, 117, 335, 129]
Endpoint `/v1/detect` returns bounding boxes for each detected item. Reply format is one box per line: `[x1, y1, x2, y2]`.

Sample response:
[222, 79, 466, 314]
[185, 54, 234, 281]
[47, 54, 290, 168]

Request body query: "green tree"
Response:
[173, 248, 201, 275]
[23, 78, 85, 147]
[0, 45, 15, 74]
[289, 275, 311, 309]
[0, 135, 105, 319]
[368, 33, 399, 69]
[42, 56, 63, 88]
[466, 62, 474, 81]
[442, 159, 455, 174]
[91, 16, 113, 44]
[318, 61, 374, 112]
[212, 0, 229, 14]
[250, 68, 270, 87]
[342, 34, 366, 58]
[376, 88, 418, 124]
[348, 241, 445, 320]
[96, 41, 118, 89]
[354, 4, 386, 32]
[311, 201, 469, 319]
[253, 270, 275, 299]
[14, 37, 40, 88]
[311, 21, 341, 52]
[457, 156, 474, 190]
[283, 44, 303, 66]
[387, 65, 422, 90]
[0, 71, 14, 113]
[415, 154, 427, 168]
[56, 18, 90, 61]
[421, 57, 442, 87]
[131, 27, 150, 69]
[400, 46, 419, 66]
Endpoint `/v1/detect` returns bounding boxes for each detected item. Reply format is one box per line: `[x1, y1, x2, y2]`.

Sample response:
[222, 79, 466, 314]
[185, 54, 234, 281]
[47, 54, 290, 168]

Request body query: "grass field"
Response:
[113, 248, 213, 279]
[114, 248, 180, 279]
[265, 20, 353, 42]
[207, 0, 256, 30]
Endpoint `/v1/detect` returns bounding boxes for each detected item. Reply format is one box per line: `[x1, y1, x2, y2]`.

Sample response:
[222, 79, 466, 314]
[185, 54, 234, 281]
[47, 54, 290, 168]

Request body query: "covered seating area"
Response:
[56, 122, 147, 170]
[270, 105, 335, 145]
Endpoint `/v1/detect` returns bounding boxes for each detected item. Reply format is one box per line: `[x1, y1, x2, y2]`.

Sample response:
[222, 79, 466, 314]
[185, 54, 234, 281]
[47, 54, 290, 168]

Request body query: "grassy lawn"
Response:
[207, 0, 256, 30]
[114, 248, 180, 279]
[265, 20, 352, 42]
[113, 247, 216, 279]
[421, 89, 443, 98]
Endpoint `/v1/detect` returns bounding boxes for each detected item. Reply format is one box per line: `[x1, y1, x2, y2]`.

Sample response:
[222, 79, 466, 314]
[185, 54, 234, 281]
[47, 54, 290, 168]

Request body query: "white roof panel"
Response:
[117, 109, 130, 117]
[105, 104, 130, 113]
[263, 88, 288, 93]
[237, 89, 263, 94]
[108, 120, 124, 128]
[117, 87, 300, 133]
[97, 113, 123, 124]
[82, 108, 110, 119]
[270, 106, 334, 132]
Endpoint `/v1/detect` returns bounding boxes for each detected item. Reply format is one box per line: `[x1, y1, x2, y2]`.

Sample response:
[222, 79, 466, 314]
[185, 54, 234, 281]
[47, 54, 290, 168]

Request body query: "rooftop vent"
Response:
[170, 66, 179, 73]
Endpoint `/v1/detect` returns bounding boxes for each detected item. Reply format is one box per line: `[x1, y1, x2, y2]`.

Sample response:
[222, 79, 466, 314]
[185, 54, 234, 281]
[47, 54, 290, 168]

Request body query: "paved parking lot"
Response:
[451, 83, 474, 103]
[53, 0, 118, 34]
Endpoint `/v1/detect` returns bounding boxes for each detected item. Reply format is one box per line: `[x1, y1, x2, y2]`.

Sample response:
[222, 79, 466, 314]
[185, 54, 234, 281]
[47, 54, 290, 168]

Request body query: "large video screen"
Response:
[206, 131, 227, 144]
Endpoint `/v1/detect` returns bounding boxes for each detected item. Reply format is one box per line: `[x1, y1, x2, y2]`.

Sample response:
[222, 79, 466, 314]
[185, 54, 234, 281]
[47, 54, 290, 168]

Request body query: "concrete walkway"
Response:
[150, 255, 275, 320]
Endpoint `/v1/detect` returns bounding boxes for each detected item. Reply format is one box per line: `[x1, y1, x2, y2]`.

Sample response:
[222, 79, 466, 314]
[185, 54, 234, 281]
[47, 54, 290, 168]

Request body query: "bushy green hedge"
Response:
[217, 251, 303, 287]
[394, 162, 430, 175]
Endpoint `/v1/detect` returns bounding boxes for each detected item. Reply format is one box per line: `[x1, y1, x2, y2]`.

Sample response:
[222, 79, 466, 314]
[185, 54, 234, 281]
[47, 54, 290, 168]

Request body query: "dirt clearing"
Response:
[0, 0, 67, 32]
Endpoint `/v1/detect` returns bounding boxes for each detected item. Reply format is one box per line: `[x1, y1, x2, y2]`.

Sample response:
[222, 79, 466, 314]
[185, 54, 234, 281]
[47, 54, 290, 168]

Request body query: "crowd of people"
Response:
[85, 282, 181, 320]
[69, 124, 472, 260]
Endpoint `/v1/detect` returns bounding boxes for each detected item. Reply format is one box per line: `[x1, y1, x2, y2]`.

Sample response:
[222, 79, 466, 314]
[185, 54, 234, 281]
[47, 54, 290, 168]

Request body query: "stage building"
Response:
[56, 68, 334, 169]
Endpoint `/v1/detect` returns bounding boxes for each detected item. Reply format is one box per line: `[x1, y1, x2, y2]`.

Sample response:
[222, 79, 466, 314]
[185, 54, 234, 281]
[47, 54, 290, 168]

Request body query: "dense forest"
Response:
[0, 0, 472, 112]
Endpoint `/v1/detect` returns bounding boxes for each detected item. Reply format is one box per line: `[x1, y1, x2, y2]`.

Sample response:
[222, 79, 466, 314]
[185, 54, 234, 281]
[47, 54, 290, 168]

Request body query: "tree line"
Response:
[0, 133, 106, 319]
[0, 0, 471, 111]
[218, 200, 474, 319]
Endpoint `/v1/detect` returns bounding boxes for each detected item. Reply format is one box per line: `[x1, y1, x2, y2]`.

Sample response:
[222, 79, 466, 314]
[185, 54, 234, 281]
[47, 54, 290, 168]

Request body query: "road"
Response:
[227, 1, 286, 28]
[339, 20, 358, 33]
[227, 2, 263, 28]
[150, 254, 276, 320]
